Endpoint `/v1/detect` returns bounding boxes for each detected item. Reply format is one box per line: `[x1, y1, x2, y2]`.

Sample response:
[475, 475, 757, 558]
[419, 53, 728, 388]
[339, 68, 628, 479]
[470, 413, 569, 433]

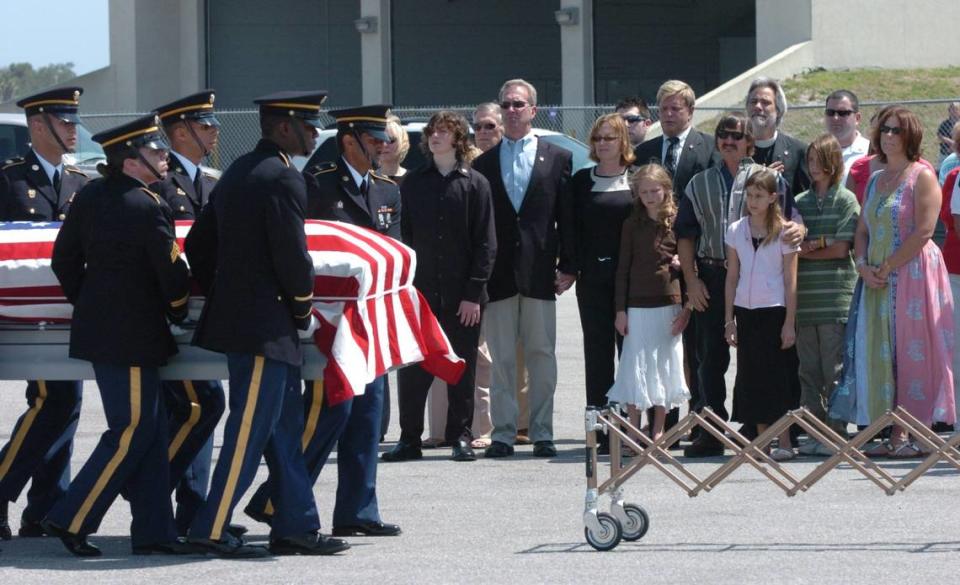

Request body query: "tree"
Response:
[0, 62, 77, 103]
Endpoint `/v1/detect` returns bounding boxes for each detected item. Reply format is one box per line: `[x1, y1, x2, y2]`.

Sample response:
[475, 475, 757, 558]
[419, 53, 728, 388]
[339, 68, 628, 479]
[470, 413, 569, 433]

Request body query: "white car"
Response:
[292, 121, 595, 174]
[0, 112, 106, 174]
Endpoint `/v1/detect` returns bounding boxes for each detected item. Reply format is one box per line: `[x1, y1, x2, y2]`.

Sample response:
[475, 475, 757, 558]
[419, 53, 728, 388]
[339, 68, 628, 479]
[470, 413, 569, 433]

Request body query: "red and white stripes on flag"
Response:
[0, 220, 465, 405]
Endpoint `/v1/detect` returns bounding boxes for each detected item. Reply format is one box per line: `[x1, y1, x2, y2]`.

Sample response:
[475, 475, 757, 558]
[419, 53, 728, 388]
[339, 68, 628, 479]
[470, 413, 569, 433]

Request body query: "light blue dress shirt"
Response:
[499, 132, 537, 212]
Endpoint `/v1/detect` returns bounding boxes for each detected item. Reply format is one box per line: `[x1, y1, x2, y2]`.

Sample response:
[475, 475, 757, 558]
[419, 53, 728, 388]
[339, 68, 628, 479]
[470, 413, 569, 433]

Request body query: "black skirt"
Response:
[731, 306, 800, 425]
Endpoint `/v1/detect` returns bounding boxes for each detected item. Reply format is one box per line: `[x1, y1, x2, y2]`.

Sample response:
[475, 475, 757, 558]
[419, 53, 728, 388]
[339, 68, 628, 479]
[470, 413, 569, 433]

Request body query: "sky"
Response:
[0, 0, 109, 75]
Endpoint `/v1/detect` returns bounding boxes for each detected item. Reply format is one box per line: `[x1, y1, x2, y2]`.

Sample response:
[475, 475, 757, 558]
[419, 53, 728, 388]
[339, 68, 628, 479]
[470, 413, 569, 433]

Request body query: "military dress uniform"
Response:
[246, 105, 402, 537]
[42, 115, 191, 555]
[0, 88, 87, 540]
[151, 91, 227, 536]
[184, 91, 346, 557]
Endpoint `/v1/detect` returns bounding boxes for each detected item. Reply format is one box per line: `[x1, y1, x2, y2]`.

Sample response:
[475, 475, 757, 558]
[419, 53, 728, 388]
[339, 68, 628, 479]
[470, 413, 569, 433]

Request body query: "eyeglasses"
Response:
[825, 109, 857, 118]
[716, 130, 746, 140]
[472, 122, 497, 131]
[500, 101, 528, 111]
[590, 135, 619, 143]
[879, 125, 903, 135]
[621, 115, 647, 124]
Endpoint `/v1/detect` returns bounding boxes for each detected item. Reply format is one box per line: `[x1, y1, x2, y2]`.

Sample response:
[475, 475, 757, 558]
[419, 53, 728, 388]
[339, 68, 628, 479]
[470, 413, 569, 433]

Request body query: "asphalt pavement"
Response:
[1, 292, 958, 584]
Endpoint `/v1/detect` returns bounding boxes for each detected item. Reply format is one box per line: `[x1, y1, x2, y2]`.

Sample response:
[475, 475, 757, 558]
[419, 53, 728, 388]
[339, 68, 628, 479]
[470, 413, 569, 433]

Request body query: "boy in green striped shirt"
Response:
[794, 134, 860, 455]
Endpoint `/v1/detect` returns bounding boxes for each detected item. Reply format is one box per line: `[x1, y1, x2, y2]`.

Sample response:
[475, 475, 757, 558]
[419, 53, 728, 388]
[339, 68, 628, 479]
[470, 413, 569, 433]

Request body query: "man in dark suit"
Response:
[632, 80, 717, 201]
[151, 91, 238, 539]
[184, 91, 348, 557]
[0, 87, 88, 541]
[471, 79, 576, 459]
[745, 77, 810, 193]
[245, 105, 402, 539]
[632, 80, 717, 437]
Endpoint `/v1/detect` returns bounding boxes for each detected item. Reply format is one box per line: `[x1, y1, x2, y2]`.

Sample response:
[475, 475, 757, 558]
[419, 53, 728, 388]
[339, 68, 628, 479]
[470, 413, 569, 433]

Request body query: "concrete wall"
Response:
[755, 0, 812, 62]
[811, 0, 960, 69]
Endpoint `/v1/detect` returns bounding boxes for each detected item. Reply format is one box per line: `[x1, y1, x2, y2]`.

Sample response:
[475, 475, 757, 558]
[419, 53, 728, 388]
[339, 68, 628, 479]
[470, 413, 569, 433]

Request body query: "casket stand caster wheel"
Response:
[584, 512, 622, 551]
[617, 503, 649, 541]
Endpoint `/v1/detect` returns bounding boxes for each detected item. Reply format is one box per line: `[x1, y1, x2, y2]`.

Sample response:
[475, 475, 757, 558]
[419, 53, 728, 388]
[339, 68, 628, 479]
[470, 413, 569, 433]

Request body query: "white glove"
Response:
[298, 314, 319, 340]
[169, 320, 187, 337]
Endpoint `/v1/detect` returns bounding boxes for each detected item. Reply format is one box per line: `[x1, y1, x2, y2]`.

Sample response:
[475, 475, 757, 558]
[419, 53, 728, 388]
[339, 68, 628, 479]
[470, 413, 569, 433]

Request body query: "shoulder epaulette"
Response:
[371, 172, 396, 185]
[64, 165, 87, 177]
[138, 186, 162, 204]
[2, 157, 25, 170]
[309, 161, 337, 177]
[278, 151, 291, 168]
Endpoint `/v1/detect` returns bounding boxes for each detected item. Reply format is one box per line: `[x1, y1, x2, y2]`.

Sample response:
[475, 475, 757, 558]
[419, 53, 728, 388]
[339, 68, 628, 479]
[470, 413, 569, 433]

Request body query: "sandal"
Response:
[863, 440, 895, 458]
[888, 442, 924, 459]
[470, 437, 491, 449]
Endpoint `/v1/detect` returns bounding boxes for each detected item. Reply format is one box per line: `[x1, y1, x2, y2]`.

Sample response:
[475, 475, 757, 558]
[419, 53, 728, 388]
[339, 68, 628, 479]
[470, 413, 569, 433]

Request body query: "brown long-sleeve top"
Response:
[614, 212, 681, 311]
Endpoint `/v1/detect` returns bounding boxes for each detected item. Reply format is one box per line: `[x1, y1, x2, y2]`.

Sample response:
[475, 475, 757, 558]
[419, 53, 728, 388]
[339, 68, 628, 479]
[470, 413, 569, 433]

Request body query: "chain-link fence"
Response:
[81, 98, 960, 171]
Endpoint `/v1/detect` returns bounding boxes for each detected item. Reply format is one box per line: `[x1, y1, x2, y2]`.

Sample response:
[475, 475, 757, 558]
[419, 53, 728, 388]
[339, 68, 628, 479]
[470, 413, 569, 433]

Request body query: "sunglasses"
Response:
[825, 109, 857, 118]
[500, 101, 528, 111]
[716, 130, 746, 140]
[472, 122, 497, 131]
[590, 135, 619, 143]
[621, 115, 647, 124]
[879, 125, 903, 135]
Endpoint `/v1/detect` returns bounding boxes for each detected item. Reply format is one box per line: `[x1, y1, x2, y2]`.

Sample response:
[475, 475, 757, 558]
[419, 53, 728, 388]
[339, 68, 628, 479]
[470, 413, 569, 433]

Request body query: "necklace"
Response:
[877, 162, 910, 193]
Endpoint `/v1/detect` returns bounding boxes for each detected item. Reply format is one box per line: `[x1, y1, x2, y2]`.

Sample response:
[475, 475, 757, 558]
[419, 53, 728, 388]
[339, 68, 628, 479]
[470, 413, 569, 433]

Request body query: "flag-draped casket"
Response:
[0, 220, 465, 405]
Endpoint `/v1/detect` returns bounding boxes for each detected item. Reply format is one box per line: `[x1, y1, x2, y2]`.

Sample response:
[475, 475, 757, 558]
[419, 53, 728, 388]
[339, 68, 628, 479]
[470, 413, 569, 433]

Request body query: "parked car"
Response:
[292, 121, 594, 174]
[0, 112, 106, 174]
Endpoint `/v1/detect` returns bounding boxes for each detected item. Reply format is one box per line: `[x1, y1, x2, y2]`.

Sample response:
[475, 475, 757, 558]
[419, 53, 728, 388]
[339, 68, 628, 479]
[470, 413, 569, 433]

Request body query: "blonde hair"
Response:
[385, 114, 410, 163]
[656, 80, 696, 110]
[588, 113, 636, 166]
[744, 169, 783, 246]
[630, 164, 676, 229]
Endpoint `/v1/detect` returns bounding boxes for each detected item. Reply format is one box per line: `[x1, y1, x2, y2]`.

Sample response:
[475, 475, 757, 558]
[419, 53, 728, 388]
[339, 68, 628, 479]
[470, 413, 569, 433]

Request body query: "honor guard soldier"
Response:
[183, 90, 348, 557]
[0, 87, 88, 541]
[151, 90, 239, 539]
[42, 115, 191, 556]
[246, 105, 402, 538]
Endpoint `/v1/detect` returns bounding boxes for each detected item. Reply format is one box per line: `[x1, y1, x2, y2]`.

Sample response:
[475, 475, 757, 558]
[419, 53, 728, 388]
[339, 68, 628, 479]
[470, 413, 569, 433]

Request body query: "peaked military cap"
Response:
[154, 90, 220, 127]
[330, 105, 393, 142]
[253, 90, 328, 127]
[16, 86, 83, 123]
[92, 114, 169, 154]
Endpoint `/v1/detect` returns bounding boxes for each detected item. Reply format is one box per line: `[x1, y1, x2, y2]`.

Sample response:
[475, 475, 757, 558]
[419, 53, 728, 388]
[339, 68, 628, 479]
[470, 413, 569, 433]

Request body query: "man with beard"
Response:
[745, 77, 810, 193]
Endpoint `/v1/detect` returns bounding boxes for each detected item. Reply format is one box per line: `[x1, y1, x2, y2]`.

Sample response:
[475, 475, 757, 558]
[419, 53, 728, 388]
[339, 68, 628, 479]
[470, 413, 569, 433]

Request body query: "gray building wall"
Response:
[594, 0, 755, 104]
[206, 0, 361, 108]
[391, 0, 562, 106]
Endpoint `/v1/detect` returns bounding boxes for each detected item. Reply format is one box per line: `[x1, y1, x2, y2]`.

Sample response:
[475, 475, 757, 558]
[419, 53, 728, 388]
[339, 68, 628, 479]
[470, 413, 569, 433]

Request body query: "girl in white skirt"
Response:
[608, 164, 690, 441]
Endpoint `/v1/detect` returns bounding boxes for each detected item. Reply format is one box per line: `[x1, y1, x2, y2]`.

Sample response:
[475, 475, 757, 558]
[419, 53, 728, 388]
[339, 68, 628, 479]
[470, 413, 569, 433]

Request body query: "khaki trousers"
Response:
[796, 322, 847, 433]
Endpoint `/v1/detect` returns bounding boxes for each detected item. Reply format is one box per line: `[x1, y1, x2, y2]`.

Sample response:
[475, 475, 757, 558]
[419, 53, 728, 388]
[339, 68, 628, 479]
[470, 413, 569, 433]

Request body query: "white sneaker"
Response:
[798, 441, 821, 456]
[770, 447, 796, 462]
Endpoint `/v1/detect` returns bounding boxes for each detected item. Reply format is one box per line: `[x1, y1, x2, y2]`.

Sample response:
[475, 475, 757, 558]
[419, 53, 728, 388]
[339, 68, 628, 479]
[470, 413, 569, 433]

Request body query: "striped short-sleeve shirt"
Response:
[794, 185, 860, 325]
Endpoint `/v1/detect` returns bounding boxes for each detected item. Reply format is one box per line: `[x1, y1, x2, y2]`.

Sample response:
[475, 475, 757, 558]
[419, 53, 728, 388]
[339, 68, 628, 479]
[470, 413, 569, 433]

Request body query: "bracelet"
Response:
[855, 256, 867, 268]
[819, 236, 826, 249]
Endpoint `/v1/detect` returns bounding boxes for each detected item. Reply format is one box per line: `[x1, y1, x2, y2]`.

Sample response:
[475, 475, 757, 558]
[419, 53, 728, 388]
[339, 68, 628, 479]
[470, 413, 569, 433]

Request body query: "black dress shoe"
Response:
[484, 441, 515, 458]
[683, 435, 724, 458]
[332, 521, 401, 537]
[243, 503, 273, 527]
[133, 539, 194, 555]
[381, 440, 422, 462]
[19, 518, 47, 538]
[187, 533, 270, 558]
[533, 440, 557, 458]
[269, 532, 350, 555]
[40, 520, 101, 557]
[226, 524, 248, 539]
[451, 439, 476, 462]
[0, 501, 11, 541]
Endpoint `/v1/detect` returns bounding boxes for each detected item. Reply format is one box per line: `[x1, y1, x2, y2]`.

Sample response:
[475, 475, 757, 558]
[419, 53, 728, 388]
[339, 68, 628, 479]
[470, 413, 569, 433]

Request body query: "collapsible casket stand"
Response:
[582, 404, 960, 551]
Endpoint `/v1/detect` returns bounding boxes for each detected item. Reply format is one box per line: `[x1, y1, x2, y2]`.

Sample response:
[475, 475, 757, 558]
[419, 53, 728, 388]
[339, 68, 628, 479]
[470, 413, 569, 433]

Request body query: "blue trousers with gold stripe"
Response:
[245, 375, 352, 523]
[162, 380, 225, 535]
[0, 380, 82, 524]
[44, 365, 176, 547]
[189, 354, 320, 541]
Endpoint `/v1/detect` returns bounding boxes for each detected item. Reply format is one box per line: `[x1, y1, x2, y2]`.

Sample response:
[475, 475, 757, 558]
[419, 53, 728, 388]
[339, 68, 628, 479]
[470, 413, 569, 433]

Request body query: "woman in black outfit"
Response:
[573, 113, 637, 451]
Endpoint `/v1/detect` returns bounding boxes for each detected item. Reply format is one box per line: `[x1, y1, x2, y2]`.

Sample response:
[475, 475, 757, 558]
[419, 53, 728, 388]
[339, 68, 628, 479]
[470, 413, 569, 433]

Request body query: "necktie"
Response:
[360, 178, 369, 199]
[193, 171, 203, 204]
[52, 169, 61, 194]
[664, 136, 680, 176]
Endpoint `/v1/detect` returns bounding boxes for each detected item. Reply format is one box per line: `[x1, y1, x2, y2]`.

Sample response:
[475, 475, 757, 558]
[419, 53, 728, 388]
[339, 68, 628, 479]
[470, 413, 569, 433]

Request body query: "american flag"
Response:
[0, 220, 465, 406]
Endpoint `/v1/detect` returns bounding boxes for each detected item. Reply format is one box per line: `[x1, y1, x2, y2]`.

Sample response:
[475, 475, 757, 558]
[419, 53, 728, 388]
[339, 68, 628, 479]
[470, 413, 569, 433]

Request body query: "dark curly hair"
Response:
[421, 110, 472, 163]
